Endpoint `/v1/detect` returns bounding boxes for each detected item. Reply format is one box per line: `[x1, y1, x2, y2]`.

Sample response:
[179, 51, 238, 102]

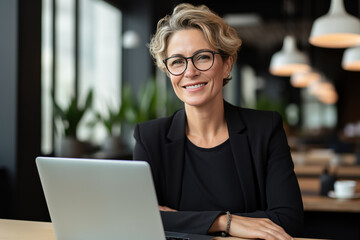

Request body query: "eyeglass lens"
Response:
[166, 51, 215, 75]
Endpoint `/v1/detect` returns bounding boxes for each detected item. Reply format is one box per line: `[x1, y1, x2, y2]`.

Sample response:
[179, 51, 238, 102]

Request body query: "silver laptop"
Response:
[36, 157, 213, 240]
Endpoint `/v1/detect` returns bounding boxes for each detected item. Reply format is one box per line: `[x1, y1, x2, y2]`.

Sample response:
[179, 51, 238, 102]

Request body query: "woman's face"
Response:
[165, 28, 232, 108]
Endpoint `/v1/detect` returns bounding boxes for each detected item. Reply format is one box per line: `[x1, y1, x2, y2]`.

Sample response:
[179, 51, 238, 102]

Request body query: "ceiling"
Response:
[177, 0, 360, 50]
[225, 17, 313, 50]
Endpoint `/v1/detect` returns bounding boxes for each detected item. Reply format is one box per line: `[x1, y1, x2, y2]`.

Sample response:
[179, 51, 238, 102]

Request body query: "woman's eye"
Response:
[195, 54, 211, 61]
[170, 58, 185, 66]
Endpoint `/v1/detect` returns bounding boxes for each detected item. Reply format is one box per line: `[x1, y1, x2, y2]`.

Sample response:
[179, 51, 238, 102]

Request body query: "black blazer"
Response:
[133, 101, 304, 236]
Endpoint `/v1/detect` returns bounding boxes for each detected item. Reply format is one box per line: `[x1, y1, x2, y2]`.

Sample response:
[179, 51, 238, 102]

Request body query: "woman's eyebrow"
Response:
[168, 49, 213, 58]
[193, 49, 212, 54]
[168, 53, 184, 58]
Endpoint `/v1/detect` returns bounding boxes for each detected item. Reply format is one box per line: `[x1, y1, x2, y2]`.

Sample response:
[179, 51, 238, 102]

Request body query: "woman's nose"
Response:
[184, 59, 199, 77]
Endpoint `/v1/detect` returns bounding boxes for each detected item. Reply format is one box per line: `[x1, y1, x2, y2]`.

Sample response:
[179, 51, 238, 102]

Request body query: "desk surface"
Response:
[302, 195, 360, 212]
[0, 219, 322, 240]
[298, 177, 360, 212]
[295, 165, 360, 178]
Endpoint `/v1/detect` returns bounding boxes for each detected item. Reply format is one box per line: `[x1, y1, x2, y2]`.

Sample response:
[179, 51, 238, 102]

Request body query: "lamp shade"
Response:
[290, 70, 321, 88]
[269, 36, 310, 77]
[316, 82, 338, 104]
[342, 46, 360, 71]
[308, 80, 338, 104]
[309, 0, 360, 48]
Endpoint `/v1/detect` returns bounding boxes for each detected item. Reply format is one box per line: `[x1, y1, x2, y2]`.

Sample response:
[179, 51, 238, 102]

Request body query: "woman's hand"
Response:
[158, 205, 178, 212]
[210, 214, 293, 240]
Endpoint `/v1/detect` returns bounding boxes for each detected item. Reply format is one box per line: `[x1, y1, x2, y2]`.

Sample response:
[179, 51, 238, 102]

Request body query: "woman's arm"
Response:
[209, 214, 293, 240]
[258, 112, 303, 235]
[160, 208, 293, 239]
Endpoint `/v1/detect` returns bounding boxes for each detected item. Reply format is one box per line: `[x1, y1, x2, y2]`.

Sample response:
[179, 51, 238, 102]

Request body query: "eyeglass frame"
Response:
[163, 50, 222, 76]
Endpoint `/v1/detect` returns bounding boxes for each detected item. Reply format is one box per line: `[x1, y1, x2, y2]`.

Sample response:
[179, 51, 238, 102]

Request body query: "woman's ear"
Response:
[223, 56, 233, 78]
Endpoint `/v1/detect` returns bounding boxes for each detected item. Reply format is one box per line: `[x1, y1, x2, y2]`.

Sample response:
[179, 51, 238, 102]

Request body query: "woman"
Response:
[133, 3, 303, 239]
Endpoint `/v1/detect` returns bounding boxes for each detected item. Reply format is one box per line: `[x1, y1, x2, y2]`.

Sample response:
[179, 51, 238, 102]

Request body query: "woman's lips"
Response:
[183, 83, 207, 90]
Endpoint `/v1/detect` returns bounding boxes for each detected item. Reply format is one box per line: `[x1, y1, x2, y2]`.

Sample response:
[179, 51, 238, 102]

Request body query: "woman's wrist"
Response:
[221, 211, 231, 237]
[208, 213, 228, 233]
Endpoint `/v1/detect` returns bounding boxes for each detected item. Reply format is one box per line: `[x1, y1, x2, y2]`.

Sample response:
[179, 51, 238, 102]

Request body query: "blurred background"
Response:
[1, 0, 360, 239]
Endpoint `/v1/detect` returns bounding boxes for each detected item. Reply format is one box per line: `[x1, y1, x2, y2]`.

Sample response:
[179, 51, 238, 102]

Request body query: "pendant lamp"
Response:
[308, 80, 338, 104]
[317, 83, 338, 104]
[290, 70, 321, 88]
[309, 0, 360, 48]
[269, 35, 310, 77]
[342, 46, 360, 71]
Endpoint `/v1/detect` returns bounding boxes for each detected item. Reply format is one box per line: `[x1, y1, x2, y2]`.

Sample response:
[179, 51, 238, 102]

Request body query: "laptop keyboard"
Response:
[166, 237, 189, 240]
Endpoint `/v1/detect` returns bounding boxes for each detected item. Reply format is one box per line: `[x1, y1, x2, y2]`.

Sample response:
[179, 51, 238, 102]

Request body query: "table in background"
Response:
[298, 178, 360, 212]
[0, 219, 322, 240]
[295, 165, 360, 179]
[297, 175, 360, 240]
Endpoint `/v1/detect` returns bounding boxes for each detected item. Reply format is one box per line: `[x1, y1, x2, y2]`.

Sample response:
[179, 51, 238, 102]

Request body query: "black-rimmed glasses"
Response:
[163, 50, 220, 76]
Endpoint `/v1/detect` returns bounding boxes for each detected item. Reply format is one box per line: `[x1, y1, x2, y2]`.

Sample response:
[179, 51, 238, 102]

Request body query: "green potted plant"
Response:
[52, 89, 93, 157]
[119, 78, 182, 149]
[91, 103, 125, 153]
[123, 77, 182, 124]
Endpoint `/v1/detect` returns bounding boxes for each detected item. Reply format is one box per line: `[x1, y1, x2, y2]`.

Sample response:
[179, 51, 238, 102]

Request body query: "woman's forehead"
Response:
[167, 29, 213, 56]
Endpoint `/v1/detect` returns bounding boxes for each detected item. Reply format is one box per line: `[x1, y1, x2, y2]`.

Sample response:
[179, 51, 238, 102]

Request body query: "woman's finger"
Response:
[228, 216, 293, 240]
[158, 205, 178, 212]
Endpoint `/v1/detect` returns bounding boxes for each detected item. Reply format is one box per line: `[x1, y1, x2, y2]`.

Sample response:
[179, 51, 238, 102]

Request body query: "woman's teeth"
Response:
[185, 83, 205, 89]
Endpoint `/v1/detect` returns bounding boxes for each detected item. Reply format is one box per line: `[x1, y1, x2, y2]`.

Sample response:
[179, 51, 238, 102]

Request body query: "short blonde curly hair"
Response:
[149, 3, 242, 85]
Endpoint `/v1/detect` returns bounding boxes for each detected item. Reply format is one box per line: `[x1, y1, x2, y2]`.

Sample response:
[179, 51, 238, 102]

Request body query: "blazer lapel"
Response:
[225, 102, 258, 211]
[164, 110, 186, 208]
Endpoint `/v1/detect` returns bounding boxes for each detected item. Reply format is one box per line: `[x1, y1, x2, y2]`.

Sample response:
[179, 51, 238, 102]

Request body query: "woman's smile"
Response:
[183, 82, 208, 91]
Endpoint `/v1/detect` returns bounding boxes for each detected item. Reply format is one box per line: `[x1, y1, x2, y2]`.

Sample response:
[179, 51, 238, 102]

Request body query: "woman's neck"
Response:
[185, 99, 228, 148]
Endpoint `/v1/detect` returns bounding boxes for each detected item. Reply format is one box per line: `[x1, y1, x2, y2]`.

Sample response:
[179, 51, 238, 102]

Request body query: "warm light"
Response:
[309, 81, 332, 95]
[309, 0, 360, 48]
[318, 90, 338, 104]
[308, 81, 338, 104]
[270, 64, 310, 77]
[342, 46, 360, 71]
[290, 70, 321, 88]
[269, 36, 310, 77]
[310, 35, 360, 48]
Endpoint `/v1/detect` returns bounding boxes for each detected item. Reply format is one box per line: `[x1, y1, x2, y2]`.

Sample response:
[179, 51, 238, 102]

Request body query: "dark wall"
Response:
[122, 0, 153, 92]
[0, 0, 18, 219]
[16, 0, 48, 221]
[0, 0, 48, 220]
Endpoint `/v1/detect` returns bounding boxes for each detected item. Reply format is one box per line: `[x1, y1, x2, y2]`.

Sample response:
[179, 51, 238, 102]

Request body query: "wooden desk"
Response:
[302, 195, 360, 213]
[298, 177, 360, 212]
[0, 219, 322, 240]
[295, 165, 360, 179]
[297, 177, 360, 240]
[0, 219, 56, 240]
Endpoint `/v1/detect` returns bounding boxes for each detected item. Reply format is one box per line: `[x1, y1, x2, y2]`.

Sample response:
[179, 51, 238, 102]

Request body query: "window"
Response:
[42, 0, 122, 154]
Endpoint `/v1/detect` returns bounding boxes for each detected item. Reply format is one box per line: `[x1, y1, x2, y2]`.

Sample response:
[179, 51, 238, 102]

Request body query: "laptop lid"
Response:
[36, 157, 166, 240]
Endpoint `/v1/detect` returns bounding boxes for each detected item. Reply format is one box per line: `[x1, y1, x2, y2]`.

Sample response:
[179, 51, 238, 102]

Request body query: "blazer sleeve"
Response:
[235, 111, 303, 236]
[133, 123, 164, 203]
[160, 211, 223, 235]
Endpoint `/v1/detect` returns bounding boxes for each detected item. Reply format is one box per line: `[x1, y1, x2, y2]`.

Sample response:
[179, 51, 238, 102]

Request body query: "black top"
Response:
[180, 138, 244, 212]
